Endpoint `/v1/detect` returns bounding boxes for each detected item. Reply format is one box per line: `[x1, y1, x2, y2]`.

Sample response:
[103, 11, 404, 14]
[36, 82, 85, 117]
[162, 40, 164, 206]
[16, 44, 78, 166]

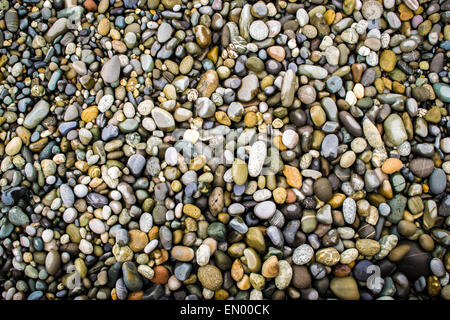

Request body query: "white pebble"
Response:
[293, 244, 314, 265]
[79, 239, 93, 255]
[345, 91, 357, 106]
[144, 239, 159, 254]
[123, 102, 136, 118]
[42, 229, 54, 243]
[196, 244, 211, 266]
[89, 219, 106, 234]
[98, 94, 114, 113]
[282, 129, 299, 149]
[63, 207, 78, 223]
[165, 147, 179, 166]
[138, 100, 154, 116]
[139, 212, 153, 233]
[74, 184, 88, 198]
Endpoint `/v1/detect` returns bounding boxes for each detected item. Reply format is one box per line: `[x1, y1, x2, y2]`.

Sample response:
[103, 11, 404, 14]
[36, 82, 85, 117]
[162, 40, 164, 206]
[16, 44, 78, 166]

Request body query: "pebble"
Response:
[196, 244, 211, 267]
[171, 246, 194, 262]
[248, 141, 267, 177]
[356, 239, 381, 256]
[292, 244, 314, 265]
[5, 137, 22, 156]
[409, 158, 435, 178]
[100, 55, 121, 84]
[316, 248, 340, 266]
[151, 107, 175, 132]
[275, 260, 292, 290]
[313, 178, 333, 202]
[122, 262, 143, 292]
[343, 198, 357, 224]
[232, 158, 248, 186]
[330, 277, 360, 300]
[382, 158, 403, 174]
[45, 251, 61, 276]
[237, 74, 259, 102]
[157, 22, 173, 43]
[23, 101, 50, 129]
[254, 201, 276, 220]
[384, 114, 408, 146]
[249, 21, 268, 41]
[197, 265, 223, 291]
[429, 169, 446, 194]
[282, 130, 299, 149]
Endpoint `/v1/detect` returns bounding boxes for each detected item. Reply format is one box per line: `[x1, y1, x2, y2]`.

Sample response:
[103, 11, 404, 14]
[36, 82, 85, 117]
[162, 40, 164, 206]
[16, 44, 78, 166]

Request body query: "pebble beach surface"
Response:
[0, 0, 449, 301]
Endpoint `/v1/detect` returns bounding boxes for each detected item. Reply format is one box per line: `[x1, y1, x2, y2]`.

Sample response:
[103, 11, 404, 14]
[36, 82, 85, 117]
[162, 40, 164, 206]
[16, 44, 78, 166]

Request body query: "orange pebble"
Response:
[285, 189, 297, 203]
[273, 136, 287, 151]
[151, 265, 169, 284]
[83, 0, 97, 11]
[283, 165, 302, 189]
[381, 158, 403, 174]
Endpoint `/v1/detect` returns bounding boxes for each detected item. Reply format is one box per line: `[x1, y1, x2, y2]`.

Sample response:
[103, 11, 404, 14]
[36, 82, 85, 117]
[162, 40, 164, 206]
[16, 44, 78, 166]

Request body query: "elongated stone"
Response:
[45, 18, 68, 42]
[298, 65, 328, 79]
[248, 141, 267, 177]
[281, 70, 297, 107]
[23, 101, 50, 129]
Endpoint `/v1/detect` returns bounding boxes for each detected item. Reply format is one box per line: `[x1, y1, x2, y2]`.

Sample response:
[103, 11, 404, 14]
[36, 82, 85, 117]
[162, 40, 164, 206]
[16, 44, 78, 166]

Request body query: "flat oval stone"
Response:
[89, 218, 106, 234]
[122, 262, 143, 292]
[282, 129, 300, 149]
[171, 246, 195, 262]
[313, 178, 333, 202]
[429, 168, 446, 194]
[45, 251, 61, 276]
[228, 203, 245, 215]
[384, 114, 408, 146]
[362, 0, 383, 19]
[409, 158, 435, 178]
[330, 277, 360, 300]
[275, 260, 292, 290]
[60, 184, 75, 206]
[339, 111, 362, 137]
[196, 70, 219, 98]
[86, 193, 109, 208]
[157, 22, 173, 43]
[316, 247, 340, 266]
[254, 201, 276, 220]
[343, 198, 357, 224]
[293, 244, 314, 265]
[197, 265, 223, 291]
